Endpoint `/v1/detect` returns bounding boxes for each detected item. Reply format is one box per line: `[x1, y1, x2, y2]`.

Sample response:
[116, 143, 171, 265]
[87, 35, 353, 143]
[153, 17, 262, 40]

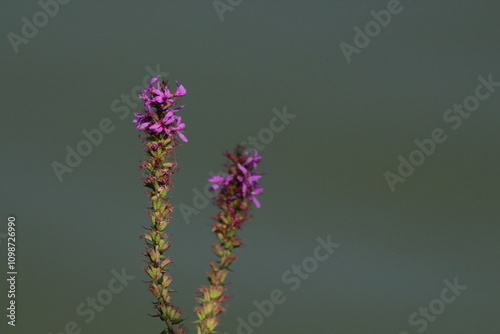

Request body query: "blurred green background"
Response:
[1, 1, 499, 333]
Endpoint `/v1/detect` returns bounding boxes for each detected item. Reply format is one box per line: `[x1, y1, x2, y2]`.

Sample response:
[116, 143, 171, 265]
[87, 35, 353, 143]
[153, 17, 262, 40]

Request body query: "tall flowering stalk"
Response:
[134, 76, 188, 334]
[195, 145, 264, 334]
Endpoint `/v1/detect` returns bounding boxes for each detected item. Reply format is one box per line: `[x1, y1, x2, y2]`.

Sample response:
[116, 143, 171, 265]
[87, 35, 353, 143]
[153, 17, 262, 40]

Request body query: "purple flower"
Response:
[209, 146, 264, 209]
[173, 81, 187, 97]
[140, 77, 187, 107]
[133, 76, 188, 142]
[242, 149, 262, 170]
[149, 112, 188, 142]
[132, 112, 152, 129]
[236, 166, 263, 208]
[208, 174, 234, 191]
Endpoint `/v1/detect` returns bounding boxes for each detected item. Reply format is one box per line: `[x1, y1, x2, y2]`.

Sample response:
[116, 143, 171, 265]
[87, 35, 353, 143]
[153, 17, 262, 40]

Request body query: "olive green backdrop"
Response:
[1, 1, 499, 333]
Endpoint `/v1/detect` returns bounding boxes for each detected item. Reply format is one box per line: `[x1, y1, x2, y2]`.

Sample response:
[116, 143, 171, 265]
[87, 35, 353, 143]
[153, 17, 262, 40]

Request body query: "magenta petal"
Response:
[174, 105, 186, 111]
[174, 81, 187, 96]
[150, 76, 160, 85]
[163, 118, 176, 126]
[247, 175, 262, 182]
[173, 122, 186, 130]
[166, 87, 173, 97]
[252, 187, 264, 195]
[208, 176, 217, 183]
[237, 163, 248, 174]
[208, 175, 223, 183]
[162, 112, 175, 123]
[252, 197, 261, 208]
[177, 132, 188, 142]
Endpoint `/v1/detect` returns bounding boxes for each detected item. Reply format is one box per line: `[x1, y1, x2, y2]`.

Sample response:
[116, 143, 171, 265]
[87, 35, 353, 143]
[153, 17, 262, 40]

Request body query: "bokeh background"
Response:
[1, 1, 499, 333]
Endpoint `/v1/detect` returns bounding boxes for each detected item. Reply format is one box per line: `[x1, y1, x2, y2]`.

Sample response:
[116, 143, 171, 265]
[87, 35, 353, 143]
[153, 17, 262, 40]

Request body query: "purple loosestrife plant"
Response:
[134, 77, 264, 334]
[195, 145, 264, 334]
[134, 76, 188, 334]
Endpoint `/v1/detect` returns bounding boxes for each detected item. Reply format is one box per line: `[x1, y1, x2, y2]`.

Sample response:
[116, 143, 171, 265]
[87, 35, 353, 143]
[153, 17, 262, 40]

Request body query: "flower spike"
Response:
[195, 145, 264, 334]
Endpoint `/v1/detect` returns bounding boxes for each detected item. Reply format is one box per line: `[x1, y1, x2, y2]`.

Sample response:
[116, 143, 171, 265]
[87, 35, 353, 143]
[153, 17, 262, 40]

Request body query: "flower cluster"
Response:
[209, 148, 264, 211]
[133, 76, 188, 142]
[195, 145, 263, 334]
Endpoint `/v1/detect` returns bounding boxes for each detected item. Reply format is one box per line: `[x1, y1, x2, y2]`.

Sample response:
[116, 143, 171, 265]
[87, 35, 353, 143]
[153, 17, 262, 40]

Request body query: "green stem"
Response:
[141, 134, 184, 333]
